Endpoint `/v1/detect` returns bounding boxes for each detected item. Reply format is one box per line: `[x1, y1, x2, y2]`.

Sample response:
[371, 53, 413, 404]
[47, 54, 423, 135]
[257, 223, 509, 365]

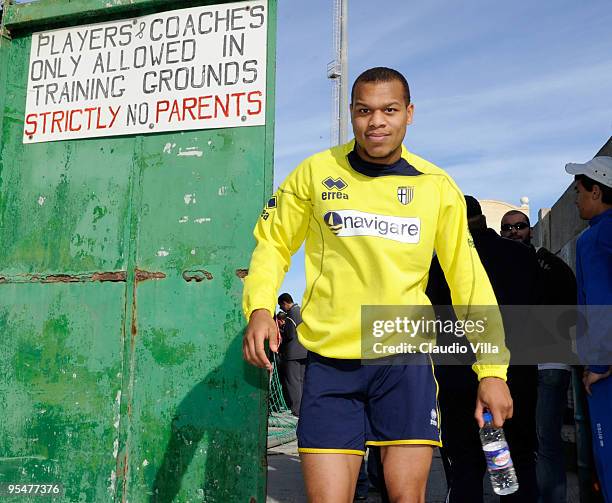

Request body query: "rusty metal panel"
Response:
[0, 0, 275, 501]
[120, 128, 270, 502]
[0, 27, 135, 276]
[0, 283, 126, 501]
[0, 134, 136, 275]
[125, 283, 267, 503]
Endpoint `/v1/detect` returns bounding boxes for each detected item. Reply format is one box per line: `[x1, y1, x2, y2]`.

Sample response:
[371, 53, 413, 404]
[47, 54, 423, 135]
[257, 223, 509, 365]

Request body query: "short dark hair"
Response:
[464, 195, 482, 218]
[575, 174, 612, 204]
[278, 293, 293, 305]
[351, 67, 411, 105]
[501, 210, 531, 227]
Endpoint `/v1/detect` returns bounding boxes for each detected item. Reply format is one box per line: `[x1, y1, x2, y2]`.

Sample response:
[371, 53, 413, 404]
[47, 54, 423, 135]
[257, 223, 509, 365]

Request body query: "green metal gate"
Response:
[0, 1, 275, 501]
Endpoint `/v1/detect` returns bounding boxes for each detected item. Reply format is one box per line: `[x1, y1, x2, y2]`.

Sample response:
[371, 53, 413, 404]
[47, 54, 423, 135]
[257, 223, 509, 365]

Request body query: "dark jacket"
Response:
[427, 227, 541, 364]
[472, 228, 540, 306]
[531, 246, 577, 367]
[428, 228, 540, 305]
[281, 304, 307, 360]
[534, 246, 577, 306]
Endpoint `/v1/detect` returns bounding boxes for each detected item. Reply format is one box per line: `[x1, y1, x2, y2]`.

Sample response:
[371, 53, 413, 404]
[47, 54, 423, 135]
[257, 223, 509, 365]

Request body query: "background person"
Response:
[500, 210, 577, 503]
[277, 293, 307, 417]
[274, 311, 291, 407]
[428, 196, 540, 503]
[565, 153, 612, 503]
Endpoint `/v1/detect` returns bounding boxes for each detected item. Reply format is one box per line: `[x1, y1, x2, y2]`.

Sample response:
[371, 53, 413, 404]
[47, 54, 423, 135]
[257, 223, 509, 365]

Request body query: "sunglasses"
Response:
[501, 222, 529, 232]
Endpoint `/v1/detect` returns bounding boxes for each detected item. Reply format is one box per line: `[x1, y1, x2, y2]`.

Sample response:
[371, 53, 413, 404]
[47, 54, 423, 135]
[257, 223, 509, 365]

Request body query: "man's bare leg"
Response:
[380, 445, 434, 503]
[300, 452, 363, 503]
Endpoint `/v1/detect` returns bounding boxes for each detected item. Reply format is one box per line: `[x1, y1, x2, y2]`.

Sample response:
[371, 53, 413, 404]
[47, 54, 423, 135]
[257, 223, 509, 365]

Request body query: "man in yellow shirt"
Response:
[243, 67, 513, 502]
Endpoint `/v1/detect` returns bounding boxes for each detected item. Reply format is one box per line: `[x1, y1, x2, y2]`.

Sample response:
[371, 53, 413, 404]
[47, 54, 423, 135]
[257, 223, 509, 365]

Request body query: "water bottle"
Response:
[479, 411, 519, 495]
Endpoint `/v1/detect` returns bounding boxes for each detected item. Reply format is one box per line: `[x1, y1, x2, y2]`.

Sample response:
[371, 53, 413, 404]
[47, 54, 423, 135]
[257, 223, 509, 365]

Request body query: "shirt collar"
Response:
[346, 146, 422, 178]
[589, 208, 612, 227]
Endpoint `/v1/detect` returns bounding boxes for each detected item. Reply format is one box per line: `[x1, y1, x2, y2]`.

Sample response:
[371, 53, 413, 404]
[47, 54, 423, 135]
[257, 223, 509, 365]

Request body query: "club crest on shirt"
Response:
[397, 186, 414, 205]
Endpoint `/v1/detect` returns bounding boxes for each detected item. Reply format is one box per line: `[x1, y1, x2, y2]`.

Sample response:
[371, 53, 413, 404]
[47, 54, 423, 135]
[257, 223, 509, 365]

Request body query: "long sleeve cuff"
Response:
[472, 364, 508, 381]
[245, 305, 275, 321]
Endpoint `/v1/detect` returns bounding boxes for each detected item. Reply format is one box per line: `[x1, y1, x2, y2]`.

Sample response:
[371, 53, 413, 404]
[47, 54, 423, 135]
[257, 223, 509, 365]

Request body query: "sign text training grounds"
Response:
[23, 0, 267, 143]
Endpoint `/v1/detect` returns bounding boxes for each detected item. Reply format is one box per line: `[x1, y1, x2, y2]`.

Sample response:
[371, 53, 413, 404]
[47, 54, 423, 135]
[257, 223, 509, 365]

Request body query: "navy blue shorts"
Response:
[297, 352, 441, 455]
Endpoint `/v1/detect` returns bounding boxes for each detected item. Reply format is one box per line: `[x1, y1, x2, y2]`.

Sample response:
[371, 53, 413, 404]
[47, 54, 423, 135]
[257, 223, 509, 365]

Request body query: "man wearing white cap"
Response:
[565, 140, 612, 503]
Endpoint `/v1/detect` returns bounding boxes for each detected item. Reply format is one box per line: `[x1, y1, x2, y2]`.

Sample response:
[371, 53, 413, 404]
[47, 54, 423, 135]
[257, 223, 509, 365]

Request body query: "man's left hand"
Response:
[583, 367, 612, 395]
[475, 377, 513, 428]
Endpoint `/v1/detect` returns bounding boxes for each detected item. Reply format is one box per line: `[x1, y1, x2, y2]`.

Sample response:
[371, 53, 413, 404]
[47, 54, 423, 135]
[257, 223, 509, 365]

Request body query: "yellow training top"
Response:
[243, 141, 509, 380]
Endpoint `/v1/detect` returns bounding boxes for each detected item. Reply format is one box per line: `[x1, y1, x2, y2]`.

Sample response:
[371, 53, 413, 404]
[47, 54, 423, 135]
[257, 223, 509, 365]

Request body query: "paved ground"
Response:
[267, 441, 580, 503]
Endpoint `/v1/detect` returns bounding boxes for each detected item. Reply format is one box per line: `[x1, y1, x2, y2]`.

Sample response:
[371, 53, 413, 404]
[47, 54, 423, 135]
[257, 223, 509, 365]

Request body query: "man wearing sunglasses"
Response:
[500, 210, 577, 503]
[500, 217, 530, 240]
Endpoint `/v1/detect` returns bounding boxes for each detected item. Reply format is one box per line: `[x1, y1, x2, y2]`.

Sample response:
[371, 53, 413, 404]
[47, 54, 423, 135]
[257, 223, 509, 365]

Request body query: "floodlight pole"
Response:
[328, 0, 348, 146]
[338, 0, 349, 145]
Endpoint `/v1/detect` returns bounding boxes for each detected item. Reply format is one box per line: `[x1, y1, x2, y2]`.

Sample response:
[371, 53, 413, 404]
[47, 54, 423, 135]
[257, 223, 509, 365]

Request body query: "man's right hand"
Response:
[243, 309, 279, 371]
[475, 377, 513, 428]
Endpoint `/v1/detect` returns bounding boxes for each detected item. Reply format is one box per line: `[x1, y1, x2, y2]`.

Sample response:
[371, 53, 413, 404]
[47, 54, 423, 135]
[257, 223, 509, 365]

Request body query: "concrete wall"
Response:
[536, 135, 612, 269]
[532, 183, 588, 272]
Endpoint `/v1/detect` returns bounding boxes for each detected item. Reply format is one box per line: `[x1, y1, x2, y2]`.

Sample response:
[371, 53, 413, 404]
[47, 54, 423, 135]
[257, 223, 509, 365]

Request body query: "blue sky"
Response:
[275, 0, 612, 301]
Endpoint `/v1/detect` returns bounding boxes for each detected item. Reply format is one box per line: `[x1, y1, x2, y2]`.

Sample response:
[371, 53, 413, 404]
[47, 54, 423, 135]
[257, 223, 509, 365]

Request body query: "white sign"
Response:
[23, 0, 267, 143]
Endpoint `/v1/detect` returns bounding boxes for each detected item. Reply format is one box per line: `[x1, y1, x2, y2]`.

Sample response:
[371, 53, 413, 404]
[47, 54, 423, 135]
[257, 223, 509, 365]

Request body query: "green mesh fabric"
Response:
[267, 353, 298, 446]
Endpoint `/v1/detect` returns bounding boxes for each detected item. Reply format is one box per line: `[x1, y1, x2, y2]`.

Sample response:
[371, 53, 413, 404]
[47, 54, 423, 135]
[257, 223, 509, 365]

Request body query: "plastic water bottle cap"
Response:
[483, 412, 493, 423]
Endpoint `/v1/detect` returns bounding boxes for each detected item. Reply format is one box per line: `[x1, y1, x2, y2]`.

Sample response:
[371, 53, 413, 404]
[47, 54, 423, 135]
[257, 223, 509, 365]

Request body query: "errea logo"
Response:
[322, 210, 420, 243]
[322, 177, 347, 190]
[322, 177, 349, 200]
